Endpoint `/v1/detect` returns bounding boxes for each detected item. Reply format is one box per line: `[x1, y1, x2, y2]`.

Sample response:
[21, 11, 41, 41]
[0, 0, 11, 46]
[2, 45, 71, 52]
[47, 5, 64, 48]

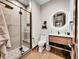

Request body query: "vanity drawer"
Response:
[49, 35, 72, 45]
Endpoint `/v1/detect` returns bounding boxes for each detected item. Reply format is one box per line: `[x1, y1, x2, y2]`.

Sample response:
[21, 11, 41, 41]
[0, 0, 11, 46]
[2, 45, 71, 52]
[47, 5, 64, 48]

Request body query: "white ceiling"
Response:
[18, 0, 29, 6]
[8, 0, 29, 6]
[18, 0, 51, 5]
[8, 0, 50, 6]
[35, 0, 50, 5]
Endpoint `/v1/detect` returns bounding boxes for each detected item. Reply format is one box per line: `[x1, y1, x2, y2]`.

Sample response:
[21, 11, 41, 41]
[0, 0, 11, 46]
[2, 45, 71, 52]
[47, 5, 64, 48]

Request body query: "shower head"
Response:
[5, 4, 13, 9]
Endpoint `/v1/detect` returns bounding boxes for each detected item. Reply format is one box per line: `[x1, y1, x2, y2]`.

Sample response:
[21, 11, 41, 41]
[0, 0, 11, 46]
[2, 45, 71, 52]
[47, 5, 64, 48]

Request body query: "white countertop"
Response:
[49, 34, 73, 38]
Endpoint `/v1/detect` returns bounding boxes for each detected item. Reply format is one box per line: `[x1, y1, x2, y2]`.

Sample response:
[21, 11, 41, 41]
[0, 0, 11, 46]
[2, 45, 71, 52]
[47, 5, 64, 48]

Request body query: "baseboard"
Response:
[32, 45, 38, 51]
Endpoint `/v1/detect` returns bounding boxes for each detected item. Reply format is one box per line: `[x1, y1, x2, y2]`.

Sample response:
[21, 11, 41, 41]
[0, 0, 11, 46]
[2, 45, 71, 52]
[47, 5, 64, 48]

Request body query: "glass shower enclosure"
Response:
[0, 0, 31, 59]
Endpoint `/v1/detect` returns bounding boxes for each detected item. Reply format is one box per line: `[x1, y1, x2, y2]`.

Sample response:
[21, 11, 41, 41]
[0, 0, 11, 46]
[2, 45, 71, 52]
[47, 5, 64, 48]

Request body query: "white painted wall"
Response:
[32, 0, 41, 48]
[40, 0, 71, 36]
[31, 0, 73, 48]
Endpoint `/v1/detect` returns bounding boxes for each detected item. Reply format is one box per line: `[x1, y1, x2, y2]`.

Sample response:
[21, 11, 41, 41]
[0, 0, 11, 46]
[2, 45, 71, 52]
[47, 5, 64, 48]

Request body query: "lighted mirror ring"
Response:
[50, 11, 68, 30]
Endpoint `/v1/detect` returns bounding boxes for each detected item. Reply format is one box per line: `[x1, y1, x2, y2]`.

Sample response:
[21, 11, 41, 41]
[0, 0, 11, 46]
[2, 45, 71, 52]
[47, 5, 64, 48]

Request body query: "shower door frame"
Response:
[74, 0, 78, 59]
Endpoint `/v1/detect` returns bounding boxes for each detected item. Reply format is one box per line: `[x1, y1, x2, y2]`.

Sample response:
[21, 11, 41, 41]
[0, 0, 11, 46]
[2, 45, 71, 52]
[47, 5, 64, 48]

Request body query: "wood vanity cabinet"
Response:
[49, 35, 74, 59]
[49, 35, 72, 45]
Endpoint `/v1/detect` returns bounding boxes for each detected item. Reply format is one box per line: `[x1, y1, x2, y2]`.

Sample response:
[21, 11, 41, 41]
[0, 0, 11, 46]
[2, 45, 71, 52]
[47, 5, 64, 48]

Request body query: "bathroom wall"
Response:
[0, 0, 28, 50]
[40, 0, 72, 36]
[32, 0, 41, 48]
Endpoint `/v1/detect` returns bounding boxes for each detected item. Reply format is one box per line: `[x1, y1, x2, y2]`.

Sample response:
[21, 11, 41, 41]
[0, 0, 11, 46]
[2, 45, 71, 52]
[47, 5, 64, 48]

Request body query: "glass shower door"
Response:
[0, 0, 31, 59]
[19, 8, 31, 54]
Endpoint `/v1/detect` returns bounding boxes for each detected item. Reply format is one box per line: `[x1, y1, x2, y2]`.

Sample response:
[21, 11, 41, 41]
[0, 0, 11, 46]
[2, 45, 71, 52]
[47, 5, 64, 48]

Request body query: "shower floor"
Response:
[6, 46, 29, 59]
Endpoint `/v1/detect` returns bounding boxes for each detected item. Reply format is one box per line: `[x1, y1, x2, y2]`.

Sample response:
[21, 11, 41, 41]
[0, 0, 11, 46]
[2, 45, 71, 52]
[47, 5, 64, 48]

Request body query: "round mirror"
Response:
[53, 12, 66, 27]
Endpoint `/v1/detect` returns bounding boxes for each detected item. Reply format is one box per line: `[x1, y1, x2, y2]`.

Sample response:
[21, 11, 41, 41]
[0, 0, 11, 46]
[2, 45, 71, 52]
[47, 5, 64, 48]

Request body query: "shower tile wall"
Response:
[0, 0, 29, 50]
